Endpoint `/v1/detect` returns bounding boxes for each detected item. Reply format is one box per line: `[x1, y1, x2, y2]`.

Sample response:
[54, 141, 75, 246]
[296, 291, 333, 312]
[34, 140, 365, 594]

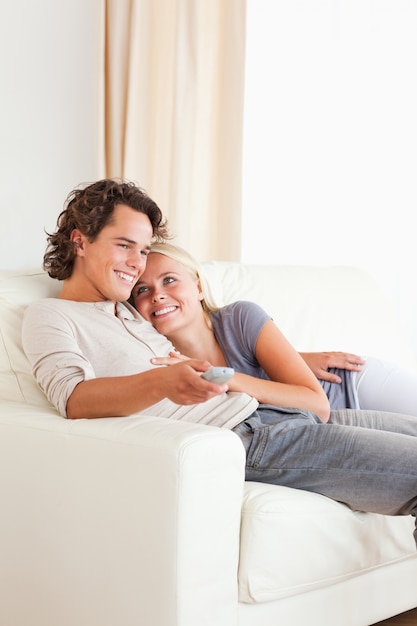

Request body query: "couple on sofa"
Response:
[22, 178, 417, 544]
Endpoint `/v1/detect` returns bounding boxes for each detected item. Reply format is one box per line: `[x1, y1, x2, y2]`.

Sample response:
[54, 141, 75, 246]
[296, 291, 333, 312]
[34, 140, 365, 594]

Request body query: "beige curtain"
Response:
[103, 0, 246, 261]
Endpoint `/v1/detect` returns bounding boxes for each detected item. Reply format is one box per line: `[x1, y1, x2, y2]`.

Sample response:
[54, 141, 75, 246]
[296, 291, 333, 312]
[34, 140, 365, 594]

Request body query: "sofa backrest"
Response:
[201, 261, 417, 371]
[0, 269, 61, 405]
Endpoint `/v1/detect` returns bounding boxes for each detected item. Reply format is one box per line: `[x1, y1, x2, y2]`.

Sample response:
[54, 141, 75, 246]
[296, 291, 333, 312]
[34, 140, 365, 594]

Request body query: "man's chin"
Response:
[109, 288, 132, 303]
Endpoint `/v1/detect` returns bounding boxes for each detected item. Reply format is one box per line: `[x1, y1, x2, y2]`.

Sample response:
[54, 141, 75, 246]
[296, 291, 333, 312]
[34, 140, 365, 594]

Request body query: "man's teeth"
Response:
[115, 271, 134, 284]
[154, 306, 176, 317]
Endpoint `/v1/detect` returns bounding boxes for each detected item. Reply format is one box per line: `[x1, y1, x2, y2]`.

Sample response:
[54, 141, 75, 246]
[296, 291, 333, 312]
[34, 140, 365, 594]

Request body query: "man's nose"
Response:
[128, 250, 147, 270]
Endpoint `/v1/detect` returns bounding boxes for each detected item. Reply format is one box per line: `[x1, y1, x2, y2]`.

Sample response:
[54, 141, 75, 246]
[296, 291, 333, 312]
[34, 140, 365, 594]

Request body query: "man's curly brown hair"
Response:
[43, 179, 169, 280]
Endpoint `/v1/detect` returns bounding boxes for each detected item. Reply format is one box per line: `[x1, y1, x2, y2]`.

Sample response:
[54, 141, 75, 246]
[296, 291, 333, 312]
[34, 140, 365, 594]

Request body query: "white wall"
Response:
[0, 0, 102, 270]
[1, 0, 416, 361]
[242, 0, 417, 360]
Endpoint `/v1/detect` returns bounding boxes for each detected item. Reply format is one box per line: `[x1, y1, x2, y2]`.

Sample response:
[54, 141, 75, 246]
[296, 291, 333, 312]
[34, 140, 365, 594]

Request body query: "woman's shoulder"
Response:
[216, 300, 270, 319]
[212, 301, 271, 332]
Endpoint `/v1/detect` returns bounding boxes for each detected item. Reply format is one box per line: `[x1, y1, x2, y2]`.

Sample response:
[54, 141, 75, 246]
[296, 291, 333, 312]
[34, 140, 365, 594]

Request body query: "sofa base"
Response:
[239, 554, 417, 626]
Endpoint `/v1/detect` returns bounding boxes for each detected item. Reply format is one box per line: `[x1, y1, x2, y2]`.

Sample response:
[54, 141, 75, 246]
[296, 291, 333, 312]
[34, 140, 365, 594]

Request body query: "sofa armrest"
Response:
[0, 406, 246, 626]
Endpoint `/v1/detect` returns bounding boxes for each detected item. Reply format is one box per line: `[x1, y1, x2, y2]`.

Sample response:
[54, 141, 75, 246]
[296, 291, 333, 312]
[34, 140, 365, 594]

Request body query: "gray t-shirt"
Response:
[211, 301, 358, 410]
[22, 298, 258, 426]
[211, 301, 271, 379]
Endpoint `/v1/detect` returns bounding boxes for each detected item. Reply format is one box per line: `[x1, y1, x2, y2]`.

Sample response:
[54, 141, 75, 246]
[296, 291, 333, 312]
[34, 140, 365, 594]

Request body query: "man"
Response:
[22, 178, 257, 425]
[22, 178, 417, 544]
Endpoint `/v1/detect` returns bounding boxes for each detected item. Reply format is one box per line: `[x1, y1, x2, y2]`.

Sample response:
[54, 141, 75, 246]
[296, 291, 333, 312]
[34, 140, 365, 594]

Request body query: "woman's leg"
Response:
[353, 356, 417, 416]
[329, 407, 417, 434]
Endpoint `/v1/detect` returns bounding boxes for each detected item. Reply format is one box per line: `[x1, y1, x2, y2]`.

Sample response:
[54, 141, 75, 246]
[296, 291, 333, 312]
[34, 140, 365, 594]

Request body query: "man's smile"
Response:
[114, 270, 136, 284]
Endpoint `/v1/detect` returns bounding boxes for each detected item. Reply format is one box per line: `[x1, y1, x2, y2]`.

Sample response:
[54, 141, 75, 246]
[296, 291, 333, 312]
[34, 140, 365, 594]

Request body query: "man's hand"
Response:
[66, 358, 228, 419]
[150, 358, 230, 405]
[300, 351, 365, 383]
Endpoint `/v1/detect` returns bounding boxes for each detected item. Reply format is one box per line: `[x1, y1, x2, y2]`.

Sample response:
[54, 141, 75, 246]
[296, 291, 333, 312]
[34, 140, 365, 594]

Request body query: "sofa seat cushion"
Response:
[238, 481, 416, 604]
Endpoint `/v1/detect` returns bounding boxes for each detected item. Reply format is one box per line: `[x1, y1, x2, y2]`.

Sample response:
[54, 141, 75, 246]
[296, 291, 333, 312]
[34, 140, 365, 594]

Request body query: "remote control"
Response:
[201, 366, 234, 384]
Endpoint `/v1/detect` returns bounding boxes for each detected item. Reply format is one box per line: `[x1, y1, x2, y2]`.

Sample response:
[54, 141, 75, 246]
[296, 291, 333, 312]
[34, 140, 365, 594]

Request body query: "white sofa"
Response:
[1, 263, 417, 626]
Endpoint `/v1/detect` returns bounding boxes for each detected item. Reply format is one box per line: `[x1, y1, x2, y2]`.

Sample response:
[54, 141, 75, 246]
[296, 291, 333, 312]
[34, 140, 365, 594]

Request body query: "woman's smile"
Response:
[152, 305, 178, 318]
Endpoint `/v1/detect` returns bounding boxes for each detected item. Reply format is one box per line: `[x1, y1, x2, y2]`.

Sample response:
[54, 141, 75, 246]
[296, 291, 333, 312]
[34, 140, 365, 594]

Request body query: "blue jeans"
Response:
[232, 405, 417, 544]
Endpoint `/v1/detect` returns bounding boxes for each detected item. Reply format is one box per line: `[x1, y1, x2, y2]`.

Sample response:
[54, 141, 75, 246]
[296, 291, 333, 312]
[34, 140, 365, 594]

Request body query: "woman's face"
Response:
[131, 252, 204, 336]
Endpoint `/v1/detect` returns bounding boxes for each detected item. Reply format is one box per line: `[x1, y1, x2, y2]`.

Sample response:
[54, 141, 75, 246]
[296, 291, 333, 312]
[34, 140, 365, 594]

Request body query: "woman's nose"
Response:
[152, 289, 166, 302]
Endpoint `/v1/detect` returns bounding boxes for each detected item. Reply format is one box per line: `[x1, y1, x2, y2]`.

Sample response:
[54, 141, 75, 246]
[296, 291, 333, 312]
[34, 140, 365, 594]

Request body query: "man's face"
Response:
[69, 204, 153, 303]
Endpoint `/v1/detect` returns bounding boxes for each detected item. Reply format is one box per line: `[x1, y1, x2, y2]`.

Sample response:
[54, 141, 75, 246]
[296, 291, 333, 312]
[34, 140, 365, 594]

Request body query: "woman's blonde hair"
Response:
[148, 242, 219, 314]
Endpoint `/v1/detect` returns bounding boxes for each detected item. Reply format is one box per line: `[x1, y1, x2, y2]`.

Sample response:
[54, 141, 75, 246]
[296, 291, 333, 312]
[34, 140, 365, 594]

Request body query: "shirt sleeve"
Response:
[211, 301, 272, 377]
[22, 300, 95, 417]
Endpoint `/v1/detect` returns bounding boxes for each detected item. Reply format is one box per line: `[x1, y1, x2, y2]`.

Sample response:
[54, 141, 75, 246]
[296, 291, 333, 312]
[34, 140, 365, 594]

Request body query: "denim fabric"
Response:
[233, 405, 417, 544]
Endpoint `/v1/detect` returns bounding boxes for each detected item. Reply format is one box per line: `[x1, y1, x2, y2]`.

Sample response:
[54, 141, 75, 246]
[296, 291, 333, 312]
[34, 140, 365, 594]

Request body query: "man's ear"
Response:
[70, 229, 86, 256]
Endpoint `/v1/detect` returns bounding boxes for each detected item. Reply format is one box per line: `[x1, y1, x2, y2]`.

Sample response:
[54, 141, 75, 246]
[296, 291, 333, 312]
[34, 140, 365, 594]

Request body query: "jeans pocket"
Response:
[245, 422, 270, 469]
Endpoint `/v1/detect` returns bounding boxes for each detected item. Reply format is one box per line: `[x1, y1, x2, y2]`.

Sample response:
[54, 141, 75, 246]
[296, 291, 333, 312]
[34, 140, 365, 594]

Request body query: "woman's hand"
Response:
[151, 350, 190, 366]
[299, 352, 365, 383]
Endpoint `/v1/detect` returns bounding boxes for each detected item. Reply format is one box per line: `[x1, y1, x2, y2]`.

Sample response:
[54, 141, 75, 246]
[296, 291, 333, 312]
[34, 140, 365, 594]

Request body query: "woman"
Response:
[131, 242, 417, 416]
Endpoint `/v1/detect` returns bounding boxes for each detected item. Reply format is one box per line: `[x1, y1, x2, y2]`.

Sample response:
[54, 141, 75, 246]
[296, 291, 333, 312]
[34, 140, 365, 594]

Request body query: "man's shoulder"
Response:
[23, 298, 107, 329]
[24, 297, 63, 317]
[24, 297, 84, 316]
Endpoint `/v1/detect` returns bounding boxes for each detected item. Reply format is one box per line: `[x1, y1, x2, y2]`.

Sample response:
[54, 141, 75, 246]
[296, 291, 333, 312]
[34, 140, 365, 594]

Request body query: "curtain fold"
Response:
[103, 0, 246, 261]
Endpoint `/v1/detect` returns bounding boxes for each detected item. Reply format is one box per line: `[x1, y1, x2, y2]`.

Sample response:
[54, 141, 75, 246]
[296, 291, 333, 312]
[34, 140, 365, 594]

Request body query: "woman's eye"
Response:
[164, 276, 175, 285]
[136, 286, 149, 295]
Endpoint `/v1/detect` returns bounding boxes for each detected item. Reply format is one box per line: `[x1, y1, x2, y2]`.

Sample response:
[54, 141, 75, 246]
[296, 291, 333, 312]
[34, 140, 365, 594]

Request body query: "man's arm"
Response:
[299, 352, 365, 383]
[66, 360, 229, 419]
[22, 300, 228, 419]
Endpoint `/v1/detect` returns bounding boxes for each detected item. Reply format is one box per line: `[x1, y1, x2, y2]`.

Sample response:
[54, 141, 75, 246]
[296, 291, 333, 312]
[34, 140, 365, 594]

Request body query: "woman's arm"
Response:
[227, 321, 331, 422]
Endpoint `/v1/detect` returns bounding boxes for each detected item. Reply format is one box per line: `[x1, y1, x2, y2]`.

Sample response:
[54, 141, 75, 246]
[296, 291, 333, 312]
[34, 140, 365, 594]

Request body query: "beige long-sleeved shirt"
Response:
[22, 298, 258, 428]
